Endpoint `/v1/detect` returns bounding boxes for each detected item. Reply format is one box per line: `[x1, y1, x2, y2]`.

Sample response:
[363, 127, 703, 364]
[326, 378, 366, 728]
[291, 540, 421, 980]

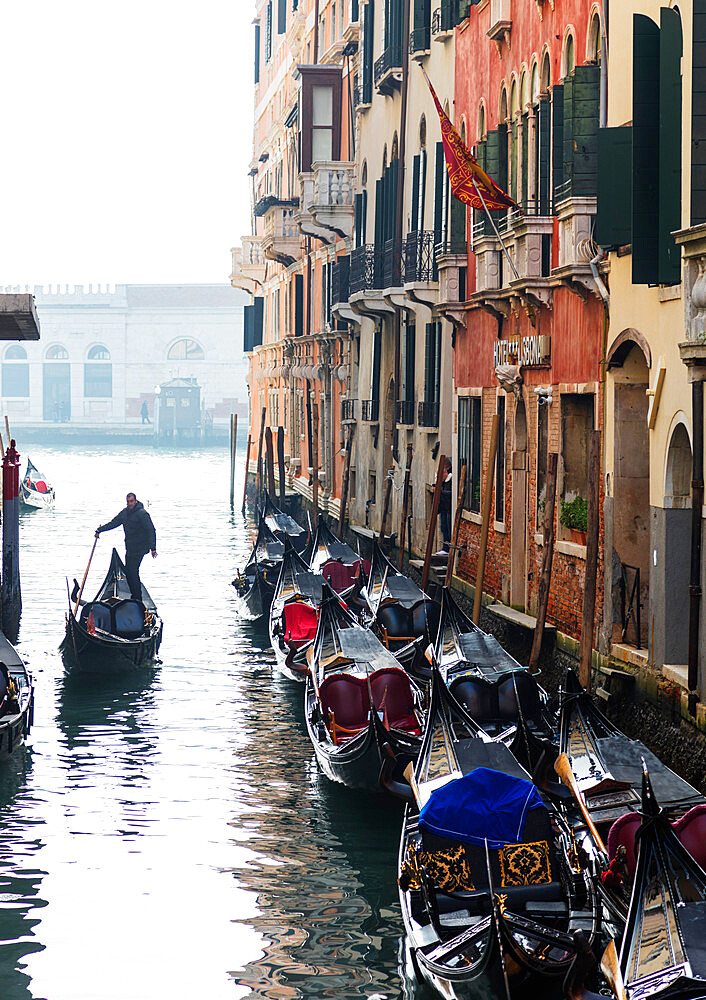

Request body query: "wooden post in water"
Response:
[229, 413, 238, 506]
[473, 414, 500, 624]
[255, 407, 266, 502]
[579, 431, 601, 689]
[338, 424, 355, 536]
[378, 473, 393, 545]
[312, 402, 319, 525]
[241, 435, 251, 514]
[529, 452, 559, 672]
[398, 444, 413, 571]
[277, 427, 286, 504]
[2, 440, 21, 640]
[421, 455, 446, 593]
[265, 427, 276, 500]
[445, 463, 467, 589]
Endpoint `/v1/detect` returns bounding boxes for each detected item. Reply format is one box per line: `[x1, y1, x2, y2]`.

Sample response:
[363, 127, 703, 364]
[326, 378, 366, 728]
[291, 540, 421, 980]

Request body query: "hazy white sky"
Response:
[0, 1, 253, 287]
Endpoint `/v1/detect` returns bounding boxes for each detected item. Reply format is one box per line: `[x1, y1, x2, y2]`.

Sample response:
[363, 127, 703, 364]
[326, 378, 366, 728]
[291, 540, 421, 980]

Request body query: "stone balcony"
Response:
[296, 162, 355, 243]
[551, 193, 600, 298]
[675, 223, 706, 377]
[261, 202, 301, 267]
[470, 213, 554, 320]
[230, 236, 266, 295]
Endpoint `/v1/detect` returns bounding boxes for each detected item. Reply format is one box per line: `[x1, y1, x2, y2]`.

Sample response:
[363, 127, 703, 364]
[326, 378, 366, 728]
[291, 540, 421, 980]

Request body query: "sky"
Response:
[0, 1, 253, 288]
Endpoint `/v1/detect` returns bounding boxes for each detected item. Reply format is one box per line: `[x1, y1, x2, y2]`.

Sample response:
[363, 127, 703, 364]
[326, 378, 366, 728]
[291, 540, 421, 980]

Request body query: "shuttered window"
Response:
[632, 14, 660, 284]
[458, 397, 482, 513]
[362, 1, 374, 104]
[254, 24, 261, 84]
[424, 322, 442, 404]
[411, 0, 431, 53]
[693, 0, 706, 224]
[265, 2, 273, 62]
[371, 328, 381, 402]
[352, 0, 359, 20]
[551, 84, 564, 205]
[354, 191, 367, 247]
[495, 395, 505, 524]
[403, 320, 416, 402]
[659, 7, 682, 284]
[537, 96, 551, 215]
[434, 142, 445, 249]
[278, 0, 286, 33]
[384, 0, 404, 55]
[410, 155, 421, 233]
[294, 275, 304, 337]
[596, 127, 633, 248]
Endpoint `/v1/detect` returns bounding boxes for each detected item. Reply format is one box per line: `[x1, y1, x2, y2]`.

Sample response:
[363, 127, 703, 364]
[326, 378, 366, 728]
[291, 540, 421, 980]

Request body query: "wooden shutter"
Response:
[361, 189, 368, 244]
[537, 96, 550, 214]
[405, 322, 416, 401]
[254, 24, 261, 84]
[419, 149, 427, 229]
[570, 64, 600, 197]
[354, 193, 364, 247]
[434, 142, 445, 249]
[294, 275, 304, 337]
[410, 155, 421, 233]
[596, 127, 633, 247]
[562, 73, 574, 197]
[244, 305, 254, 352]
[511, 117, 518, 202]
[521, 112, 529, 208]
[278, 0, 286, 33]
[434, 322, 441, 405]
[449, 187, 466, 251]
[552, 84, 564, 204]
[659, 7, 682, 283]
[632, 13, 661, 285]
[692, 0, 706, 224]
[362, 1, 374, 103]
[352, 0, 359, 20]
[253, 297, 264, 348]
[424, 323, 433, 403]
[372, 329, 381, 401]
[387, 160, 400, 243]
[374, 177, 384, 252]
[265, 2, 272, 61]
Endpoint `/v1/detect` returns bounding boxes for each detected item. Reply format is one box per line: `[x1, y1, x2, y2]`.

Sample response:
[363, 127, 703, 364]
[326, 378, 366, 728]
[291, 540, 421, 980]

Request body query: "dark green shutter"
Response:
[449, 188, 466, 251]
[361, 189, 368, 243]
[354, 193, 364, 247]
[278, 0, 286, 33]
[562, 73, 574, 198]
[538, 96, 550, 214]
[434, 142, 445, 249]
[352, 0, 359, 20]
[633, 13, 661, 284]
[253, 297, 264, 348]
[511, 117, 518, 202]
[570, 64, 600, 196]
[659, 7, 683, 283]
[552, 84, 564, 204]
[412, 0, 430, 52]
[434, 322, 441, 405]
[372, 329, 381, 401]
[521, 112, 529, 208]
[387, 160, 400, 243]
[411, 155, 420, 233]
[596, 127, 633, 247]
[362, 1, 374, 103]
[374, 177, 384, 251]
[405, 322, 415, 401]
[244, 304, 254, 352]
[294, 276, 303, 337]
[692, 0, 706, 224]
[254, 24, 261, 84]
[484, 130, 502, 235]
[419, 149, 427, 229]
[424, 324, 433, 403]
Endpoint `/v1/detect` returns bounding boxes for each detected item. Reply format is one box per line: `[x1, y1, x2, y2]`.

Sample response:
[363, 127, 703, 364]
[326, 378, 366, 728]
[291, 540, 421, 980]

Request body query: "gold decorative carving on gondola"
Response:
[499, 841, 551, 887]
[399, 840, 476, 893]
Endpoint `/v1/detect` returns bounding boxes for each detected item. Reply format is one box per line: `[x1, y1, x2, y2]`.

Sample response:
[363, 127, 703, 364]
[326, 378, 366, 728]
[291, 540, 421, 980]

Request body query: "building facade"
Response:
[0, 284, 248, 431]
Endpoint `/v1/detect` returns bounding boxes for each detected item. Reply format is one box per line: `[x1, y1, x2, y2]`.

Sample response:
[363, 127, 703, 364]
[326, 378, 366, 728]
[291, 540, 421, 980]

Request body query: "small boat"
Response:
[61, 548, 163, 674]
[20, 457, 55, 510]
[233, 517, 285, 619]
[308, 516, 370, 595]
[365, 540, 440, 661]
[305, 587, 424, 792]
[261, 494, 308, 554]
[0, 633, 34, 756]
[269, 537, 324, 681]
[398, 664, 599, 1000]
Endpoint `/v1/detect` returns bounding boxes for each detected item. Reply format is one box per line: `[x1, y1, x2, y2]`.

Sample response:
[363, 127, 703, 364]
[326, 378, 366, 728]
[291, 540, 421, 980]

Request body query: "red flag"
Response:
[424, 70, 516, 213]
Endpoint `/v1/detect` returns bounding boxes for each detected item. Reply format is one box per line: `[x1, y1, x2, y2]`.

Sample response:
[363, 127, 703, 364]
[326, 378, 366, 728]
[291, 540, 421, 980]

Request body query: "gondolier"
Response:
[95, 493, 157, 601]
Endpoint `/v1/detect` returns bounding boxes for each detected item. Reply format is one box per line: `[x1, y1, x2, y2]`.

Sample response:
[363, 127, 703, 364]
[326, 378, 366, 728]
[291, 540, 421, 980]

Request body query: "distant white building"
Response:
[0, 283, 249, 430]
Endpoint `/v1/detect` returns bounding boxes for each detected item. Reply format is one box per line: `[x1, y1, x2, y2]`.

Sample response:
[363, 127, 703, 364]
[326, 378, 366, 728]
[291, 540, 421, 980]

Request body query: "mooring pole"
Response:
[688, 379, 704, 713]
[529, 452, 558, 672]
[445, 463, 467, 589]
[338, 424, 355, 537]
[277, 426, 286, 505]
[473, 414, 500, 624]
[398, 444, 413, 571]
[229, 412, 238, 507]
[378, 472, 393, 545]
[579, 431, 601, 689]
[422, 455, 446, 593]
[312, 401, 319, 525]
[265, 427, 276, 500]
[255, 407, 266, 502]
[2, 440, 21, 639]
[241, 434, 251, 514]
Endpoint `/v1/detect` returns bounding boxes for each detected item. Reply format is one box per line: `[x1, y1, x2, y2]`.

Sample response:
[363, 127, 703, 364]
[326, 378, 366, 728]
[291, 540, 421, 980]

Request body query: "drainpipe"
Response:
[392, 0, 411, 464]
[688, 379, 703, 714]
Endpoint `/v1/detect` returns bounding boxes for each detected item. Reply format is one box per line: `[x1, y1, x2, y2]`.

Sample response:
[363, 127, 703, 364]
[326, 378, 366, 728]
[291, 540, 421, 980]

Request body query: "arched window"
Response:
[84, 344, 112, 397]
[46, 344, 68, 360]
[588, 12, 601, 63]
[167, 339, 205, 361]
[460, 119, 466, 144]
[478, 103, 486, 142]
[510, 80, 519, 202]
[361, 159, 368, 187]
[499, 85, 508, 123]
[563, 32, 575, 78]
[541, 52, 551, 92]
[530, 64, 539, 105]
[419, 114, 427, 150]
[391, 132, 399, 161]
[665, 423, 692, 505]
[2, 344, 28, 397]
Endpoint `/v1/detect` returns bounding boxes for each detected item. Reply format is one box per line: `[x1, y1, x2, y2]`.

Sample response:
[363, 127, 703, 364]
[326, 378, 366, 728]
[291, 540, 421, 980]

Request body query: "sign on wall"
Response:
[493, 335, 551, 369]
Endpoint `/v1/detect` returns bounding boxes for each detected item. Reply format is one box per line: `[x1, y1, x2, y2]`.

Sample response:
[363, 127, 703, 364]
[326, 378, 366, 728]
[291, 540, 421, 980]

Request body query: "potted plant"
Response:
[559, 495, 588, 545]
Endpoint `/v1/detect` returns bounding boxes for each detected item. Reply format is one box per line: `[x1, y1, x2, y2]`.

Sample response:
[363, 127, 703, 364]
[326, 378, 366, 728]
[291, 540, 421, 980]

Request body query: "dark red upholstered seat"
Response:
[369, 667, 420, 734]
[319, 673, 368, 742]
[322, 560, 358, 593]
[35, 480, 48, 494]
[607, 804, 706, 874]
[283, 601, 318, 646]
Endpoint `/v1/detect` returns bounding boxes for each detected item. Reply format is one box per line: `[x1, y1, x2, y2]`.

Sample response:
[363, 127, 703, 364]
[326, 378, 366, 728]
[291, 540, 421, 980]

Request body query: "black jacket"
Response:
[98, 500, 156, 554]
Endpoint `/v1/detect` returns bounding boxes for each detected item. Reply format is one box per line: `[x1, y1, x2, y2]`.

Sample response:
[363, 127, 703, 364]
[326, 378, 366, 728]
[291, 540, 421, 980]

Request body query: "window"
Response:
[2, 345, 28, 397]
[46, 344, 68, 360]
[312, 86, 334, 162]
[495, 395, 506, 523]
[84, 344, 112, 397]
[536, 401, 549, 526]
[298, 66, 342, 172]
[167, 339, 205, 361]
[458, 397, 482, 513]
[254, 22, 261, 84]
[560, 393, 594, 538]
[87, 344, 110, 361]
[424, 321, 441, 405]
[368, 471, 376, 503]
[265, 2, 273, 61]
[402, 319, 415, 402]
[563, 32, 575, 78]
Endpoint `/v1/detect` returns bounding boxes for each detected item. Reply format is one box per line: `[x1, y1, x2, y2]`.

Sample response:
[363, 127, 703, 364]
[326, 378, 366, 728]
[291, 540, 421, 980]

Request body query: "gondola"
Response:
[397, 664, 599, 1000]
[233, 517, 285, 619]
[20, 457, 55, 510]
[0, 633, 34, 756]
[364, 540, 440, 663]
[308, 516, 370, 595]
[304, 586, 424, 792]
[261, 494, 308, 554]
[61, 548, 163, 674]
[269, 537, 324, 681]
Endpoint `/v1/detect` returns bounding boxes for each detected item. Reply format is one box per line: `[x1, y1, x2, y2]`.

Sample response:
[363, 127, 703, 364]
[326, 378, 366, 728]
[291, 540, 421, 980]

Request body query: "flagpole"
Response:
[471, 177, 520, 283]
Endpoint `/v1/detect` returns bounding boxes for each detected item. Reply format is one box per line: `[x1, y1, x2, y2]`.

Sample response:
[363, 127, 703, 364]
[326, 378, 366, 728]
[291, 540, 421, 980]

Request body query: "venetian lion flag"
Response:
[423, 68, 516, 213]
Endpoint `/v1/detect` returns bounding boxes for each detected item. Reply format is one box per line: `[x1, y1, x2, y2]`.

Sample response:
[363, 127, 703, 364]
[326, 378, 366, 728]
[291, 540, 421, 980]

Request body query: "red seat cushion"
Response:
[322, 560, 358, 593]
[319, 674, 368, 733]
[283, 601, 318, 646]
[607, 805, 706, 874]
[35, 480, 48, 494]
[369, 667, 419, 732]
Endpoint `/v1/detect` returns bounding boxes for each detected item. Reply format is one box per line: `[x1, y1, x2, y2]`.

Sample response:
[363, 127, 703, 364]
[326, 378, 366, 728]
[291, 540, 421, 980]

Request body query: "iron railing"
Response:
[350, 244, 378, 292]
[332, 255, 350, 306]
[431, 8, 443, 34]
[405, 230, 438, 282]
[409, 26, 430, 53]
[395, 400, 415, 425]
[382, 239, 403, 288]
[418, 400, 440, 427]
[341, 398, 356, 421]
[362, 399, 380, 422]
[374, 46, 404, 86]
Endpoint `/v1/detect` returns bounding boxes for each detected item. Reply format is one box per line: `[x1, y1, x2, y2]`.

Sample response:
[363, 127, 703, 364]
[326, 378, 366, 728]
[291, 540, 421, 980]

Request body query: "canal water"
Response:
[0, 444, 422, 1000]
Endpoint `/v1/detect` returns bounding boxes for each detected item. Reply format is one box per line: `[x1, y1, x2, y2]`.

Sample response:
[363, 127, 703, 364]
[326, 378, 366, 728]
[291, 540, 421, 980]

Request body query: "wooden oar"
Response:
[554, 752, 607, 855]
[74, 535, 99, 617]
[403, 761, 421, 805]
[600, 940, 628, 1000]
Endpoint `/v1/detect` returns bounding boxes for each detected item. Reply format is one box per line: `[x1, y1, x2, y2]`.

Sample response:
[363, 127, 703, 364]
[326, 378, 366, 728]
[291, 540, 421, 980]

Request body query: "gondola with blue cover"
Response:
[61, 548, 163, 674]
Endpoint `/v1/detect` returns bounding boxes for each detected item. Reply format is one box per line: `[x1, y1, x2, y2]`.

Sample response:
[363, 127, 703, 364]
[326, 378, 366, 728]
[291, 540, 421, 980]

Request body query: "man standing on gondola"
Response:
[95, 493, 157, 601]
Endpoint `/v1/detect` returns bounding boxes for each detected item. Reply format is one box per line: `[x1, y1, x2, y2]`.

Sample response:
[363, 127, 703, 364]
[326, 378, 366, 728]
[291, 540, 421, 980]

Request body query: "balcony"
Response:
[230, 236, 267, 295]
[374, 46, 403, 96]
[362, 399, 380, 422]
[405, 231, 438, 283]
[332, 255, 350, 306]
[262, 203, 301, 267]
[487, 0, 511, 52]
[409, 27, 430, 58]
[395, 400, 415, 426]
[418, 400, 440, 428]
[350, 245, 379, 293]
[341, 398, 356, 422]
[311, 161, 355, 239]
[432, 0, 471, 39]
[552, 195, 599, 298]
[382, 239, 404, 289]
[296, 172, 335, 243]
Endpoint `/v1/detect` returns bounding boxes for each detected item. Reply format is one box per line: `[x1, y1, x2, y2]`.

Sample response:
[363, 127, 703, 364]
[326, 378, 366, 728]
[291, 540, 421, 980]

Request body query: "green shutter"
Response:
[449, 188, 466, 251]
[411, 155, 420, 233]
[633, 13, 661, 285]
[294, 276, 304, 337]
[244, 304, 254, 352]
[434, 142, 445, 248]
[511, 117, 518, 202]
[372, 329, 381, 401]
[388, 160, 400, 243]
[659, 7, 683, 283]
[354, 193, 364, 247]
[570, 64, 600, 196]
[552, 84, 564, 204]
[253, 297, 264, 348]
[596, 127, 633, 247]
[562, 73, 574, 198]
[424, 323, 433, 403]
[538, 96, 550, 214]
[374, 177, 384, 252]
[521, 112, 529, 208]
[278, 0, 286, 33]
[254, 24, 261, 84]
[405, 322, 415, 401]
[362, 1, 374, 103]
[484, 130, 502, 235]
[434, 322, 442, 405]
[419, 149, 427, 229]
[692, 0, 706, 224]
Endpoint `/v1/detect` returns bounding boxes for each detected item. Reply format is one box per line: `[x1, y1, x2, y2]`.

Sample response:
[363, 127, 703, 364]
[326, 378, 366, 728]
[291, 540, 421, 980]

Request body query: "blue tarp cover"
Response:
[419, 767, 545, 849]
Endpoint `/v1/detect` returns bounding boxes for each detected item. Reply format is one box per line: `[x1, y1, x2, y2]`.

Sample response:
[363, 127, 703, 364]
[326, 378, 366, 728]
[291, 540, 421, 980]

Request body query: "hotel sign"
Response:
[493, 335, 551, 368]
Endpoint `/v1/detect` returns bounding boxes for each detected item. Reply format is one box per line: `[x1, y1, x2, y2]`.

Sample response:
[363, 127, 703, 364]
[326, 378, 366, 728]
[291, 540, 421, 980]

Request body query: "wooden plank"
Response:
[312, 401, 319, 525]
[338, 423, 355, 536]
[241, 434, 251, 514]
[265, 427, 276, 500]
[229, 413, 238, 506]
[579, 431, 601, 689]
[445, 462, 467, 588]
[277, 426, 286, 503]
[473, 414, 500, 624]
[398, 444, 413, 571]
[529, 452, 558, 672]
[422, 455, 446, 593]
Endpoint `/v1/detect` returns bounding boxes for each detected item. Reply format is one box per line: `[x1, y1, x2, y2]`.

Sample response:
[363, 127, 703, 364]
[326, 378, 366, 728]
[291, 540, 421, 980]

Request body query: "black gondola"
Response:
[398, 665, 599, 1000]
[304, 587, 424, 792]
[269, 537, 324, 681]
[20, 456, 56, 510]
[233, 517, 285, 618]
[308, 517, 370, 594]
[61, 548, 163, 674]
[364, 540, 440, 661]
[261, 494, 308, 553]
[0, 633, 34, 756]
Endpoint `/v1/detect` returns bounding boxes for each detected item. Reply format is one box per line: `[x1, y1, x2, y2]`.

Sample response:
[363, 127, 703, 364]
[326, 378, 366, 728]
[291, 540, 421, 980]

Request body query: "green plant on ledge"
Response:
[559, 495, 588, 532]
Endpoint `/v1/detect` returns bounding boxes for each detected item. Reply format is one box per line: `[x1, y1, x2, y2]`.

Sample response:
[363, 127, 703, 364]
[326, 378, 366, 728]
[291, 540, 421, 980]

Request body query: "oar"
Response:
[74, 535, 99, 618]
[600, 940, 628, 1000]
[554, 752, 607, 855]
[402, 761, 422, 804]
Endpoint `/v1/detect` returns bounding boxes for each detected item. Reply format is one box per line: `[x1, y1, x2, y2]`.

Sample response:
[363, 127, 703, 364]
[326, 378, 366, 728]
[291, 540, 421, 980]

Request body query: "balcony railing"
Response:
[382, 239, 403, 288]
[374, 46, 403, 87]
[405, 231, 438, 282]
[332, 255, 350, 306]
[418, 400, 440, 427]
[341, 398, 356, 422]
[362, 399, 380, 422]
[409, 26, 430, 53]
[350, 244, 379, 293]
[395, 400, 415, 426]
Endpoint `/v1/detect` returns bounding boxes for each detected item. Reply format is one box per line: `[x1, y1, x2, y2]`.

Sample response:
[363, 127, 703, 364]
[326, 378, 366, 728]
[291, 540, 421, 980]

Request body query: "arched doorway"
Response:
[511, 397, 527, 609]
[43, 344, 71, 421]
[655, 422, 692, 667]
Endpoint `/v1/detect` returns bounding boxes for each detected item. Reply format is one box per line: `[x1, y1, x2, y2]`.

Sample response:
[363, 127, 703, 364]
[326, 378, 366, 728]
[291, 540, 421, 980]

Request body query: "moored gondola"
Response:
[261, 494, 308, 554]
[398, 664, 599, 1000]
[304, 586, 424, 792]
[0, 634, 34, 756]
[233, 516, 285, 619]
[269, 537, 324, 681]
[308, 516, 370, 595]
[20, 457, 55, 510]
[61, 548, 163, 674]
